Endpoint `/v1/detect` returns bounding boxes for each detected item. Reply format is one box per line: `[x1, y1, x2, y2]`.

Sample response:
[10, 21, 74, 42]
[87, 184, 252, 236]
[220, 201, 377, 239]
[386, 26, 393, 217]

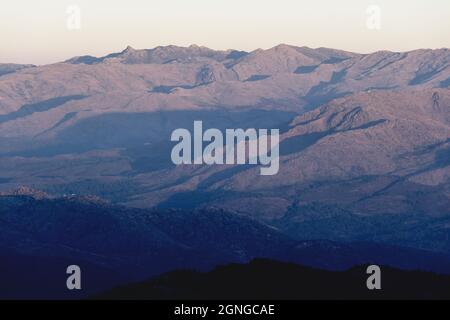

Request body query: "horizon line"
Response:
[3, 43, 450, 67]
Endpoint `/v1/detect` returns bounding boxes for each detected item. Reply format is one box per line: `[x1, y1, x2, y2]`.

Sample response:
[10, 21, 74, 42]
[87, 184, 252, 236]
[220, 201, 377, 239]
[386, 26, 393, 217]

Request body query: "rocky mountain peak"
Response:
[122, 45, 136, 53]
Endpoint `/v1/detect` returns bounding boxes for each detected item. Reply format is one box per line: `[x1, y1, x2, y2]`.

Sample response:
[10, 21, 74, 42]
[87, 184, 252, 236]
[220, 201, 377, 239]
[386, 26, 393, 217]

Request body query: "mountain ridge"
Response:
[0, 44, 448, 139]
[3, 193, 450, 298]
[0, 44, 449, 286]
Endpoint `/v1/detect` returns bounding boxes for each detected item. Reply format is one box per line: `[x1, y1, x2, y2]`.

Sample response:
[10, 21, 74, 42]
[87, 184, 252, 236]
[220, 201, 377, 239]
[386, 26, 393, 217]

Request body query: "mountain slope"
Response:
[0, 45, 449, 278]
[0, 63, 35, 77]
[3, 193, 450, 298]
[0, 45, 448, 138]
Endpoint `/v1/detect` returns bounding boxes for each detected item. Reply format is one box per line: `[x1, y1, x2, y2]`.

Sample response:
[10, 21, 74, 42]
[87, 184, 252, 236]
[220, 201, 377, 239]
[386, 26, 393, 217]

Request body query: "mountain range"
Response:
[3, 192, 450, 299]
[0, 44, 449, 298]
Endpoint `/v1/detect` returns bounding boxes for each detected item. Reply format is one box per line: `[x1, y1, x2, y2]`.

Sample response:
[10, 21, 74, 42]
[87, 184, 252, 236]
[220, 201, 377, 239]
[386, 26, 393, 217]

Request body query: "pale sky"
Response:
[1, 0, 449, 65]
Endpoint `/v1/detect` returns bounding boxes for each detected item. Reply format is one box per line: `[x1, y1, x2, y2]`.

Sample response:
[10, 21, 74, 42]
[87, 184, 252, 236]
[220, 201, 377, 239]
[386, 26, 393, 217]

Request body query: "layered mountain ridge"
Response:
[0, 44, 448, 138]
[1, 44, 450, 299]
[0, 44, 449, 256]
[3, 193, 450, 298]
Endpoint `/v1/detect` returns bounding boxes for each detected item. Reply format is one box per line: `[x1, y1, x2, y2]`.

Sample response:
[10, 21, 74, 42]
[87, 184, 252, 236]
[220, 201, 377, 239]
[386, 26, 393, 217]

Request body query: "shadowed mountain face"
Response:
[3, 194, 450, 299]
[2, 89, 448, 229]
[0, 63, 35, 77]
[0, 45, 449, 298]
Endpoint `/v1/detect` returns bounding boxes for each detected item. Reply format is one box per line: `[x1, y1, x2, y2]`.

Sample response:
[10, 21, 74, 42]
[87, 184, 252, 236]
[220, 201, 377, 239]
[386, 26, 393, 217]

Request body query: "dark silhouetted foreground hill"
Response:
[98, 259, 450, 300]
